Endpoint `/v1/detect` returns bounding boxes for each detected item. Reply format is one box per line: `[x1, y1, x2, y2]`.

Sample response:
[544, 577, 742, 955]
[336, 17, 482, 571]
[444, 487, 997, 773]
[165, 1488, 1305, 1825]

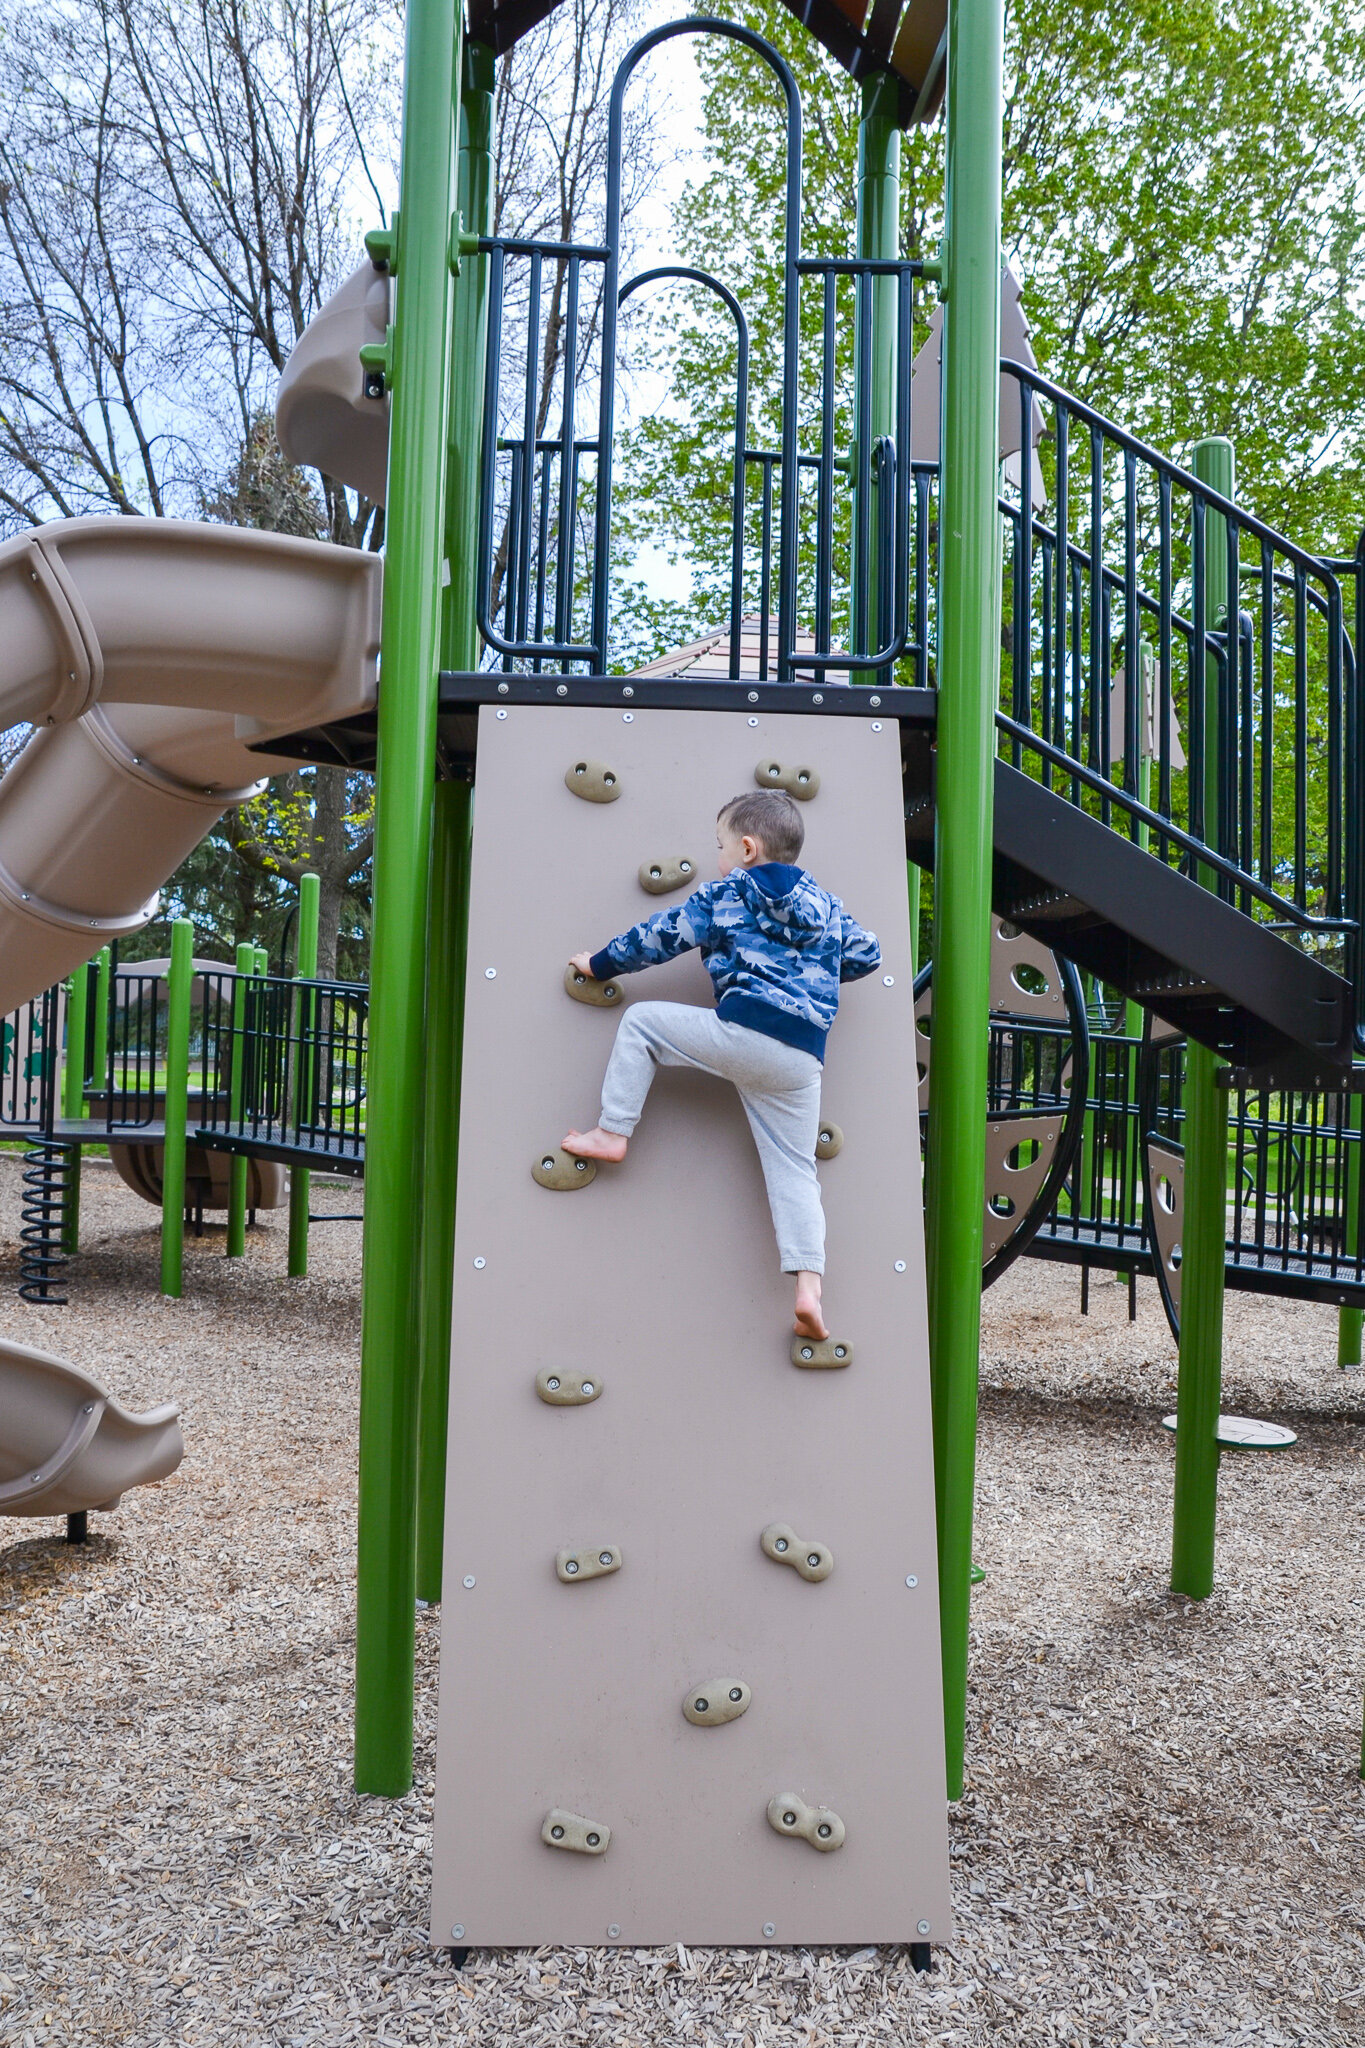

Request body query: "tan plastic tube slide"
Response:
[0, 517, 380, 1015]
[276, 259, 392, 508]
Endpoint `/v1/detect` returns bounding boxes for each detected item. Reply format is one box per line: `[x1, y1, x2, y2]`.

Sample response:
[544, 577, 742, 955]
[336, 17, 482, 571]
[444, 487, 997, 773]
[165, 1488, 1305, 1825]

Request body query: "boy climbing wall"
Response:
[563, 788, 881, 1339]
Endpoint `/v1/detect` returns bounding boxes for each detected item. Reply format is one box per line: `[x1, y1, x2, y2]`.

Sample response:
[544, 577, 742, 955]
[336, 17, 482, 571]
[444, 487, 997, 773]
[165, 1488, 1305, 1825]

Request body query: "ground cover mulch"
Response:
[1, 1155, 1362, 2045]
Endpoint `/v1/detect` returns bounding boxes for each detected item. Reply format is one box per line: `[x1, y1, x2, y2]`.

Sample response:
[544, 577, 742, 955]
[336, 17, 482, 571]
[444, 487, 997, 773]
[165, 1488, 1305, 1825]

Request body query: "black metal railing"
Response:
[998, 362, 1361, 1020]
[195, 971, 367, 1169]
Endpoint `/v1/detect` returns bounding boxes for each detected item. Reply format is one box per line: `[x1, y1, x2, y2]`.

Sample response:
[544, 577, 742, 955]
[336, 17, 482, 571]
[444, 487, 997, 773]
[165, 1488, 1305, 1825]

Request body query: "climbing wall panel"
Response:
[430, 705, 950, 1948]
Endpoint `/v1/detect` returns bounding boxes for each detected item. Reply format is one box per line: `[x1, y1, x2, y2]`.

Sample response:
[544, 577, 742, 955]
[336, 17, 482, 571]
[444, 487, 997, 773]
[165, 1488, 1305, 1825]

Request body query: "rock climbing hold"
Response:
[755, 760, 820, 801]
[535, 1369, 603, 1406]
[790, 1335, 853, 1369]
[638, 855, 698, 896]
[532, 1148, 597, 1191]
[555, 1543, 621, 1583]
[683, 1678, 751, 1727]
[760, 1522, 833, 1581]
[815, 1122, 843, 1160]
[564, 963, 623, 1008]
[541, 1809, 611, 1855]
[565, 758, 621, 803]
[766, 1792, 844, 1853]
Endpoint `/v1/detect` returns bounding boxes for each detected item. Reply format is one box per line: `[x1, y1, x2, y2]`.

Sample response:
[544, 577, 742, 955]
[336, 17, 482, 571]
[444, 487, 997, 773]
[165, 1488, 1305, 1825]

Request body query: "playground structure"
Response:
[2, 0, 1364, 1957]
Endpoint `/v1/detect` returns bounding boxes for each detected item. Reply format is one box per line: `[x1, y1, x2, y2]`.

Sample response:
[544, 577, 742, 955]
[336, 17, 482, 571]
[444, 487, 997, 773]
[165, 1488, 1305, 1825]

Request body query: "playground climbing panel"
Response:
[430, 706, 949, 1947]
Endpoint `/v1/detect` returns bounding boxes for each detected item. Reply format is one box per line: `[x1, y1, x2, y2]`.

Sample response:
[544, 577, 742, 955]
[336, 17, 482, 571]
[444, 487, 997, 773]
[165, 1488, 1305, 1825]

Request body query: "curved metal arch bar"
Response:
[618, 264, 750, 677]
[596, 18, 802, 677]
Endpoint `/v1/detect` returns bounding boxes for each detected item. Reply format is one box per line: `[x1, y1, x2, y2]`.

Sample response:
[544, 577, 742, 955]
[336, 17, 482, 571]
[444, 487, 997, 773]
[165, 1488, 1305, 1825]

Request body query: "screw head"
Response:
[606, 1920, 619, 1935]
[680, 861, 692, 873]
[565, 1559, 580, 1574]
[473, 1257, 486, 1269]
[747, 715, 759, 726]
[485, 966, 497, 978]
[622, 685, 635, 697]
[496, 707, 508, 719]
[598, 1551, 614, 1566]
[869, 695, 882, 707]
[882, 974, 895, 986]
[895, 1259, 907, 1273]
[871, 719, 883, 732]
[622, 712, 634, 723]
[695, 1697, 709, 1713]
[747, 690, 759, 703]
[589, 1836, 602, 1850]
[817, 1823, 832, 1839]
[497, 682, 509, 694]
[800, 1345, 813, 1360]
[729, 1687, 743, 1701]
[812, 692, 824, 705]
[774, 1537, 788, 1552]
[807, 1554, 821, 1569]
[917, 1920, 931, 1936]
[581, 1381, 594, 1395]
[782, 1810, 797, 1828]
[551, 1825, 564, 1839]
[451, 1923, 465, 1940]
[763, 1922, 776, 1939]
[546, 1376, 561, 1390]
[556, 683, 568, 697]
[463, 1575, 476, 1589]
[905, 1575, 918, 1588]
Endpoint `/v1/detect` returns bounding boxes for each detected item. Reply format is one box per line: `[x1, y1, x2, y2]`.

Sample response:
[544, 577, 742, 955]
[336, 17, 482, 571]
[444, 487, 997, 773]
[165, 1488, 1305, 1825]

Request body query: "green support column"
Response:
[92, 947, 112, 1099]
[1170, 436, 1234, 1598]
[60, 962, 89, 1255]
[288, 873, 320, 1277]
[159, 921, 194, 1298]
[925, 0, 1004, 1801]
[354, 0, 462, 1795]
[414, 39, 493, 1608]
[226, 941, 256, 1258]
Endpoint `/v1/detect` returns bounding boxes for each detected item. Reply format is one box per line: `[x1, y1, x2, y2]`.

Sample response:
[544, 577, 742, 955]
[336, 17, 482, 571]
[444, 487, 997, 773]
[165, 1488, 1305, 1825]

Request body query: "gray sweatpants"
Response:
[598, 1000, 825, 1273]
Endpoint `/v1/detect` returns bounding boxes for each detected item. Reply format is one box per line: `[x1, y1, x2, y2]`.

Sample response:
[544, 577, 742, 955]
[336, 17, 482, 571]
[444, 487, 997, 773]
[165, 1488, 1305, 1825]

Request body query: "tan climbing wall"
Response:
[430, 704, 950, 1948]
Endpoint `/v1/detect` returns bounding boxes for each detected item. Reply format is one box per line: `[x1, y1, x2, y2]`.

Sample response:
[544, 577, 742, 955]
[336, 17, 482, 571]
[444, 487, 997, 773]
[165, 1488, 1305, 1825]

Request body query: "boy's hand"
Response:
[568, 951, 596, 978]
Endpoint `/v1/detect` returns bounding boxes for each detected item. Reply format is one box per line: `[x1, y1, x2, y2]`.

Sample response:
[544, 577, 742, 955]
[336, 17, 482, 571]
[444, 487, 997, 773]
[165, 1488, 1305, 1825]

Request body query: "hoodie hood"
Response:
[734, 863, 834, 942]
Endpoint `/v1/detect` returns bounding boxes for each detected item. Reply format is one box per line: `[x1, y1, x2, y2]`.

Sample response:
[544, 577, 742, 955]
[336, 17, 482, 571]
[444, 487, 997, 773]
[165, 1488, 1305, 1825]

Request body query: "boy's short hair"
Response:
[717, 789, 805, 863]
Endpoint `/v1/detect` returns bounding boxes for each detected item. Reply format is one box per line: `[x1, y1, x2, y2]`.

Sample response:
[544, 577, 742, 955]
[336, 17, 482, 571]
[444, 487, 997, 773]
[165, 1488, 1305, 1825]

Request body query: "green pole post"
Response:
[288, 873, 321, 1277]
[414, 39, 493, 1608]
[1170, 436, 1234, 1597]
[354, 0, 462, 1796]
[60, 962, 89, 1254]
[159, 921, 194, 1298]
[1338, 1093, 1361, 1366]
[92, 946, 111, 1102]
[226, 942, 256, 1258]
[925, 0, 1004, 1801]
[853, 70, 922, 973]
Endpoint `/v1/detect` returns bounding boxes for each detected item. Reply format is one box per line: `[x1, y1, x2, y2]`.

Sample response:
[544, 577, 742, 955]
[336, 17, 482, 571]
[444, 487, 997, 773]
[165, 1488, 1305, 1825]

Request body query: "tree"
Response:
[615, 0, 1365, 637]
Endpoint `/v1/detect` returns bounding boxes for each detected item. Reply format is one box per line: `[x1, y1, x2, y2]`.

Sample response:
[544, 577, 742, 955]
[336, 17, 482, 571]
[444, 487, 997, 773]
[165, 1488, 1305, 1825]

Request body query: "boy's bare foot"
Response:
[563, 1125, 628, 1163]
[793, 1272, 829, 1339]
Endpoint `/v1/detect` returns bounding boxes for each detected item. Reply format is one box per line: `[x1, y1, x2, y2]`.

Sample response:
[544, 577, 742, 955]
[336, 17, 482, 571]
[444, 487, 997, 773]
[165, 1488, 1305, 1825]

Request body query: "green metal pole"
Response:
[1339, 1092, 1361, 1366]
[159, 921, 194, 1298]
[60, 962, 89, 1254]
[855, 70, 901, 656]
[226, 941, 255, 1258]
[354, 0, 462, 1796]
[1171, 436, 1234, 1598]
[925, 0, 1004, 1802]
[288, 873, 321, 1277]
[414, 39, 493, 1609]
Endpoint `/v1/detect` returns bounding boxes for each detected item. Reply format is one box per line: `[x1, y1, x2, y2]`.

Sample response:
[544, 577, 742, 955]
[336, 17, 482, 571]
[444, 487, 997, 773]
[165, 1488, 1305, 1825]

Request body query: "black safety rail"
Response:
[997, 362, 1362, 1036]
[193, 970, 367, 1175]
[1027, 1021, 1365, 1314]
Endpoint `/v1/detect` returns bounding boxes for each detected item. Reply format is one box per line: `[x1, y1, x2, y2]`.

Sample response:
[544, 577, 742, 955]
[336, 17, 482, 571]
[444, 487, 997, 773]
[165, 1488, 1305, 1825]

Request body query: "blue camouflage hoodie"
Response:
[588, 863, 881, 1063]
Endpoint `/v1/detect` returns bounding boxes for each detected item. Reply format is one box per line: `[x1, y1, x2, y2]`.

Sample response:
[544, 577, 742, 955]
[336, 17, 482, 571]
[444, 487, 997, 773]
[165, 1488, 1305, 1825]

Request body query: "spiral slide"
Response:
[0, 516, 381, 1016]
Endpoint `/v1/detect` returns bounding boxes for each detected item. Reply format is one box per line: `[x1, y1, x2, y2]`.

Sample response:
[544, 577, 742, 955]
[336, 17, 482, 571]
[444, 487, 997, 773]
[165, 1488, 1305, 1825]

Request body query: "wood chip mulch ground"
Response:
[1, 1155, 1362, 2045]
